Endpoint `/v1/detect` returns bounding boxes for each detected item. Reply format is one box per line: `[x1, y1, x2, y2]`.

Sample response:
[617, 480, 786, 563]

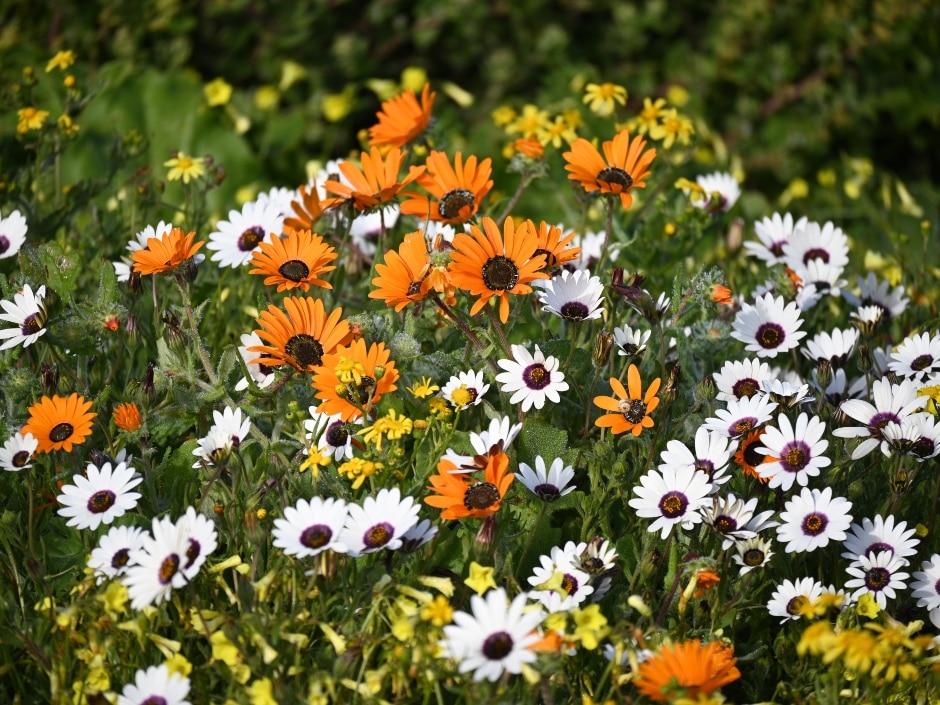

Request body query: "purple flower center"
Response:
[238, 225, 265, 251]
[868, 412, 900, 439]
[864, 566, 890, 591]
[325, 421, 349, 448]
[533, 483, 561, 502]
[780, 441, 811, 473]
[803, 248, 830, 265]
[801, 512, 828, 537]
[185, 538, 201, 570]
[730, 416, 757, 437]
[301, 524, 333, 549]
[141, 697, 168, 705]
[560, 301, 590, 320]
[658, 491, 688, 519]
[482, 630, 514, 660]
[713, 515, 737, 534]
[363, 522, 394, 549]
[732, 377, 759, 398]
[522, 363, 551, 390]
[21, 313, 43, 336]
[0, 235, 9, 254]
[910, 354, 934, 372]
[87, 490, 116, 514]
[111, 548, 130, 569]
[158, 553, 180, 584]
[755, 322, 785, 350]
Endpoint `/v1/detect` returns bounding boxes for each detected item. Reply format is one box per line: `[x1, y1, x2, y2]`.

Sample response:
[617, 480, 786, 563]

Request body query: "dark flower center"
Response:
[534, 483, 561, 502]
[912, 437, 936, 459]
[621, 399, 647, 424]
[238, 225, 265, 251]
[406, 281, 423, 296]
[730, 417, 757, 436]
[866, 542, 893, 557]
[868, 412, 901, 439]
[49, 422, 75, 443]
[801, 512, 827, 536]
[522, 363, 550, 390]
[533, 247, 557, 268]
[464, 482, 500, 510]
[865, 567, 890, 591]
[325, 422, 349, 447]
[802, 248, 830, 265]
[658, 491, 688, 518]
[111, 548, 130, 569]
[87, 490, 116, 514]
[300, 524, 332, 549]
[481, 255, 520, 291]
[481, 631, 514, 660]
[742, 439, 766, 466]
[363, 522, 394, 549]
[439, 189, 475, 220]
[12, 450, 31, 467]
[581, 556, 605, 574]
[621, 343, 640, 356]
[0, 235, 9, 254]
[732, 378, 759, 398]
[597, 166, 633, 189]
[345, 375, 377, 405]
[781, 442, 810, 473]
[756, 323, 785, 349]
[694, 459, 715, 476]
[278, 259, 310, 282]
[770, 241, 785, 257]
[713, 515, 737, 534]
[560, 302, 590, 320]
[910, 354, 934, 372]
[743, 548, 765, 566]
[561, 573, 578, 595]
[21, 313, 43, 336]
[158, 554, 180, 584]
[285, 334, 324, 368]
[140, 698, 167, 705]
[184, 539, 201, 570]
[786, 595, 807, 615]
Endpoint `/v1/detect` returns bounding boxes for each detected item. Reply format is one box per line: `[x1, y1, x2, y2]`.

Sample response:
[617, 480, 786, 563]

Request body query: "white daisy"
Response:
[535, 269, 605, 322]
[849, 304, 884, 335]
[791, 258, 848, 303]
[841, 515, 919, 566]
[732, 536, 775, 575]
[0, 431, 38, 471]
[782, 219, 849, 271]
[235, 332, 276, 391]
[441, 415, 523, 472]
[845, 551, 910, 609]
[517, 456, 576, 502]
[744, 212, 808, 265]
[349, 205, 400, 258]
[889, 331, 940, 381]
[628, 464, 713, 540]
[731, 293, 806, 358]
[571, 229, 607, 270]
[123, 515, 190, 610]
[441, 369, 490, 409]
[816, 368, 867, 407]
[118, 664, 191, 705]
[692, 171, 741, 213]
[612, 325, 651, 358]
[177, 506, 218, 579]
[400, 518, 439, 552]
[832, 376, 929, 459]
[57, 461, 142, 531]
[776, 486, 853, 553]
[207, 200, 284, 268]
[419, 219, 461, 248]
[758, 378, 812, 409]
[495, 344, 569, 412]
[527, 545, 594, 613]
[766, 577, 825, 623]
[842, 272, 909, 320]
[128, 221, 175, 253]
[192, 406, 252, 467]
[702, 394, 778, 438]
[273, 496, 350, 558]
[755, 413, 830, 491]
[882, 412, 940, 461]
[439, 587, 544, 682]
[304, 408, 361, 462]
[802, 328, 859, 368]
[700, 494, 768, 548]
[0, 209, 28, 259]
[712, 358, 774, 402]
[341, 487, 420, 557]
[255, 186, 300, 218]
[658, 425, 733, 487]
[88, 525, 147, 584]
[911, 554, 940, 611]
[0, 284, 48, 350]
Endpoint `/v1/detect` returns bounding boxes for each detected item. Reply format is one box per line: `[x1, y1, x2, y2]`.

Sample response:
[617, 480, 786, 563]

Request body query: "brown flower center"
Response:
[597, 166, 633, 189]
[12, 450, 31, 468]
[560, 302, 590, 320]
[732, 378, 759, 398]
[481, 631, 514, 660]
[300, 524, 332, 549]
[438, 189, 475, 220]
[278, 259, 310, 282]
[743, 547, 765, 566]
[713, 516, 737, 534]
[238, 226, 265, 251]
[345, 375, 377, 405]
[756, 323, 785, 349]
[158, 553, 180, 584]
[285, 334, 324, 368]
[911, 354, 934, 372]
[49, 422, 74, 443]
[481, 255, 520, 291]
[464, 482, 500, 510]
[363, 522, 393, 549]
[786, 595, 807, 615]
[87, 490, 116, 514]
[619, 398, 647, 424]
[111, 548, 130, 569]
[21, 313, 43, 336]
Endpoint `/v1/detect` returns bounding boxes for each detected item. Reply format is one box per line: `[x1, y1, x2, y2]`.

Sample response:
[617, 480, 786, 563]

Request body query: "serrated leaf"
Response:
[518, 417, 568, 468]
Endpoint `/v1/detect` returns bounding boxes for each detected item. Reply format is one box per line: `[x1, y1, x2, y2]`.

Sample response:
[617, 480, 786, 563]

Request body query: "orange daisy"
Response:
[311, 338, 399, 421]
[733, 429, 772, 482]
[401, 151, 493, 225]
[322, 147, 425, 211]
[131, 227, 205, 275]
[368, 83, 436, 148]
[448, 216, 548, 323]
[248, 228, 338, 292]
[528, 220, 582, 271]
[369, 231, 431, 311]
[249, 296, 350, 373]
[634, 639, 740, 702]
[424, 452, 514, 520]
[284, 184, 326, 232]
[113, 402, 142, 432]
[563, 128, 656, 208]
[22, 393, 97, 453]
[593, 364, 662, 436]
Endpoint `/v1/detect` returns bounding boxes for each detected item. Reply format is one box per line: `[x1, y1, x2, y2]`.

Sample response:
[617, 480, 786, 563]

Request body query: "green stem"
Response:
[496, 171, 533, 223]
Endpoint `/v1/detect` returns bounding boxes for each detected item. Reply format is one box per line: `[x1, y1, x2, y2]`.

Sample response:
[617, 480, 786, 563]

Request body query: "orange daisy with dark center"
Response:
[322, 147, 425, 211]
[22, 392, 97, 453]
[463, 482, 500, 511]
[249, 296, 350, 373]
[368, 83, 436, 148]
[448, 217, 548, 323]
[563, 127, 656, 209]
[369, 231, 432, 312]
[132, 227, 206, 276]
[425, 453, 514, 520]
[311, 339, 399, 422]
[594, 365, 661, 437]
[634, 639, 741, 702]
[249, 228, 338, 293]
[528, 220, 581, 271]
[401, 151, 493, 225]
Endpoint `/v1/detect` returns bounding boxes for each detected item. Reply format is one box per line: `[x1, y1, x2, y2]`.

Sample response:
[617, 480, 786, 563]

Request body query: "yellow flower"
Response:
[165, 653, 193, 677]
[361, 409, 413, 451]
[164, 152, 206, 184]
[17, 107, 49, 134]
[506, 104, 550, 138]
[407, 376, 440, 399]
[666, 84, 690, 107]
[255, 86, 280, 111]
[632, 97, 667, 135]
[247, 677, 278, 705]
[322, 87, 355, 123]
[335, 357, 367, 385]
[46, 50, 76, 73]
[464, 562, 497, 595]
[536, 115, 578, 148]
[856, 592, 881, 619]
[649, 108, 694, 149]
[583, 82, 627, 117]
[95, 581, 129, 615]
[401, 66, 428, 92]
[204, 77, 233, 107]
[279, 60, 307, 91]
[428, 396, 452, 418]
[572, 604, 608, 650]
[796, 620, 836, 657]
[57, 114, 79, 136]
[491, 105, 517, 127]
[337, 457, 383, 490]
[561, 108, 584, 130]
[420, 595, 454, 626]
[299, 448, 332, 476]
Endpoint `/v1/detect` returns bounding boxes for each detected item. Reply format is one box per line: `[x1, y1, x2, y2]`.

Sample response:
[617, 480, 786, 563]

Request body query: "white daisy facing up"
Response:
[123, 515, 191, 610]
[833, 376, 929, 459]
[702, 393, 778, 439]
[441, 369, 490, 409]
[118, 663, 191, 705]
[439, 587, 544, 682]
[235, 331, 276, 391]
[0, 284, 48, 350]
[841, 514, 919, 566]
[207, 199, 284, 268]
[776, 486, 853, 554]
[0, 209, 28, 260]
[273, 496, 350, 558]
[88, 524, 147, 584]
[535, 269, 605, 322]
[766, 577, 825, 623]
[628, 464, 713, 540]
[57, 460, 143, 531]
[733, 536, 775, 575]
[612, 325, 651, 358]
[744, 212, 808, 265]
[304, 408, 361, 462]
[340, 487, 420, 557]
[889, 331, 940, 382]
[517, 456, 576, 503]
[731, 293, 806, 359]
[755, 412, 831, 491]
[712, 358, 774, 402]
[495, 344, 569, 412]
[0, 431, 38, 471]
[842, 272, 910, 320]
[911, 554, 940, 611]
[441, 415, 523, 473]
[844, 550, 910, 609]
[692, 171, 741, 214]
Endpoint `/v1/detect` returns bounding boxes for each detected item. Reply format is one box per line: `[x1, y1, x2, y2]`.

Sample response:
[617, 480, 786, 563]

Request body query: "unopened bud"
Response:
[474, 514, 497, 556]
[816, 360, 833, 390]
[661, 363, 681, 403]
[142, 361, 156, 395]
[41, 362, 59, 394]
[593, 330, 614, 368]
[857, 344, 872, 372]
[373, 364, 386, 380]
[693, 374, 716, 403]
[128, 270, 142, 296]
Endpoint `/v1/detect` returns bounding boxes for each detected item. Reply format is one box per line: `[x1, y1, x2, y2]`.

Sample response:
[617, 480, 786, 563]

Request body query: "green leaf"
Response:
[518, 417, 568, 468]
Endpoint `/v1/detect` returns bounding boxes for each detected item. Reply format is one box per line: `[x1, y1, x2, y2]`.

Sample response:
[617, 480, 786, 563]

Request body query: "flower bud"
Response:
[693, 374, 716, 404]
[815, 360, 833, 390]
[41, 362, 59, 394]
[592, 330, 614, 368]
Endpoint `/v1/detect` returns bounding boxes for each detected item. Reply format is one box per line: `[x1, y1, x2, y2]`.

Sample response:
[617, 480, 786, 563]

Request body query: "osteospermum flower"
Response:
[322, 147, 425, 212]
[563, 127, 656, 208]
[657, 425, 734, 487]
[22, 393, 96, 453]
[113, 402, 142, 432]
[248, 228, 337, 292]
[517, 456, 576, 503]
[122, 515, 190, 610]
[634, 639, 740, 702]
[783, 219, 849, 271]
[733, 536, 775, 575]
[441, 415, 523, 472]
[613, 325, 651, 358]
[495, 344, 569, 412]
[439, 587, 545, 682]
[207, 200, 284, 269]
[841, 515, 919, 566]
[882, 411, 940, 461]
[402, 151, 493, 225]
[911, 554, 940, 611]
[777, 486, 853, 553]
[527, 545, 594, 613]
[250, 296, 350, 373]
[0, 209, 28, 259]
[304, 408, 361, 462]
[235, 332, 276, 391]
[0, 431, 38, 471]
[131, 228, 205, 275]
[802, 328, 859, 368]
[628, 464, 713, 539]
[311, 339, 399, 422]
[733, 429, 773, 480]
[0, 283, 48, 350]
[426, 452, 514, 520]
[832, 376, 929, 459]
[118, 664, 191, 705]
[284, 183, 326, 232]
[703, 391, 778, 439]
[842, 272, 910, 320]
[845, 551, 910, 609]
[691, 171, 741, 214]
[755, 412, 831, 491]
[528, 221, 581, 271]
[273, 496, 350, 558]
[369, 230, 432, 311]
[176, 507, 218, 580]
[449, 216, 548, 323]
[889, 331, 940, 382]
[731, 293, 806, 358]
[340, 487, 421, 557]
[441, 369, 490, 409]
[743, 213, 808, 265]
[191, 406, 251, 468]
[57, 460, 142, 530]
[767, 577, 825, 623]
[594, 364, 662, 436]
[701, 494, 774, 548]
[368, 83, 436, 148]
[535, 269, 604, 322]
[88, 524, 147, 584]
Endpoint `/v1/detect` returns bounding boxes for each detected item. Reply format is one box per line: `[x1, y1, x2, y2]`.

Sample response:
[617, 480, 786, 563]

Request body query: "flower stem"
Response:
[496, 171, 532, 223]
